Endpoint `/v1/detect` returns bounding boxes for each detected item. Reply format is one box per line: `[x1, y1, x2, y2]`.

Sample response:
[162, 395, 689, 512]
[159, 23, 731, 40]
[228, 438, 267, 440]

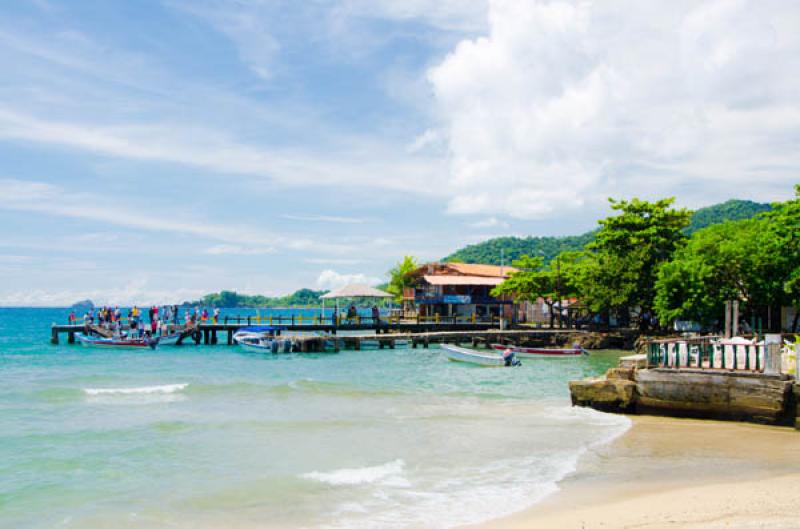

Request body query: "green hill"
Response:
[443, 199, 771, 265]
[188, 288, 327, 308]
[686, 199, 772, 234]
[445, 232, 595, 266]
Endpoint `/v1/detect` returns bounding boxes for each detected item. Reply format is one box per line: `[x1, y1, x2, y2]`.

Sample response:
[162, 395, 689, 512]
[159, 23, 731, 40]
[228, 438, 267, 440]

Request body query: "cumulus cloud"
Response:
[282, 214, 368, 224]
[316, 269, 382, 290]
[428, 0, 800, 219]
[469, 216, 510, 229]
[204, 245, 275, 256]
[0, 280, 205, 307]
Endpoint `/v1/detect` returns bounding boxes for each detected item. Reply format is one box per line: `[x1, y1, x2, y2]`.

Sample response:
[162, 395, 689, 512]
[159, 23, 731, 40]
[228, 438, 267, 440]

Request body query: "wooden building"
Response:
[404, 263, 517, 320]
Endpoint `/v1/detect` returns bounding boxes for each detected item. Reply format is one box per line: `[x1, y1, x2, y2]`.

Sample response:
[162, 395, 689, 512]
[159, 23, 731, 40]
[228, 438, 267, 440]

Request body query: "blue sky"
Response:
[0, 0, 798, 306]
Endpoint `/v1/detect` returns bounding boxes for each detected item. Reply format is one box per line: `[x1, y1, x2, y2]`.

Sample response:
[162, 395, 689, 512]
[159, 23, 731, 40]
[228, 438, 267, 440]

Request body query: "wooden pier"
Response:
[51, 321, 593, 352]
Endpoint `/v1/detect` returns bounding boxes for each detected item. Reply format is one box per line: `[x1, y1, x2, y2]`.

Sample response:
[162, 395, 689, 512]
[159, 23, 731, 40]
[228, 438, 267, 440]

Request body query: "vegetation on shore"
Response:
[189, 289, 327, 308]
[444, 199, 771, 265]
[490, 186, 799, 332]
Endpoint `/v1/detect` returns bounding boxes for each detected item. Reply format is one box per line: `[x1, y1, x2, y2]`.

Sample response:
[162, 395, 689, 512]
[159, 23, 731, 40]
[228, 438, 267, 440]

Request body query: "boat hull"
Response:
[76, 333, 157, 350]
[491, 344, 585, 357]
[157, 333, 181, 346]
[442, 344, 507, 367]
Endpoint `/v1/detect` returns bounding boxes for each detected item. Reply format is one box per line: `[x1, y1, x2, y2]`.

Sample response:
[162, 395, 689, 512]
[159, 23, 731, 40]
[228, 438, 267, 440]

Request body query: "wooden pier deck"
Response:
[51, 321, 590, 352]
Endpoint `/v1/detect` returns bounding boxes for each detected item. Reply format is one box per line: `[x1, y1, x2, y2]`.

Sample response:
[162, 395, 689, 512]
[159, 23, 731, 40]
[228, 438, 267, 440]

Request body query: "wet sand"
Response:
[478, 416, 800, 529]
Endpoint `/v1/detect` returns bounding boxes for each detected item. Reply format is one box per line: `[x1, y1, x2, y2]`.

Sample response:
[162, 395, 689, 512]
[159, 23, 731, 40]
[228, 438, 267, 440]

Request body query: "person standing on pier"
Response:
[213, 307, 220, 323]
[371, 305, 380, 328]
[68, 311, 76, 325]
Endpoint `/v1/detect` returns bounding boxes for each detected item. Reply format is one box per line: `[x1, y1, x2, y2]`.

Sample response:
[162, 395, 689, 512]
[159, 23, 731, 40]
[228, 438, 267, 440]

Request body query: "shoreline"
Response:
[477, 415, 800, 529]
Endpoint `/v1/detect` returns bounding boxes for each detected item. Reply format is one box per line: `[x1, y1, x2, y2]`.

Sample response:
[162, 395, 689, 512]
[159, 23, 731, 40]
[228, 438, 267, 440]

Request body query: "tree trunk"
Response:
[546, 301, 556, 329]
[792, 306, 799, 333]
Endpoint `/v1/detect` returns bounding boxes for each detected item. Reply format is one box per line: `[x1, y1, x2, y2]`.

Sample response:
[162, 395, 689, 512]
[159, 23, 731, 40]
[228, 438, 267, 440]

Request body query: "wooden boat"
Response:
[490, 344, 588, 357]
[76, 333, 158, 350]
[442, 344, 520, 367]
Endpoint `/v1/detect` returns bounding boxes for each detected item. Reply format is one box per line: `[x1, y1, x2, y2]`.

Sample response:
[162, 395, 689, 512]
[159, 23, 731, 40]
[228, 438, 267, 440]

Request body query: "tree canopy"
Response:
[191, 288, 327, 308]
[442, 199, 770, 265]
[579, 197, 692, 328]
[386, 255, 418, 303]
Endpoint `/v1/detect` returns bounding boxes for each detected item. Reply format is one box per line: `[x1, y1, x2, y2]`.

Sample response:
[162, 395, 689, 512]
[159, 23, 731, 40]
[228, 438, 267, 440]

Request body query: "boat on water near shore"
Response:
[233, 326, 294, 353]
[76, 333, 158, 350]
[156, 332, 182, 346]
[491, 343, 588, 357]
[442, 344, 520, 367]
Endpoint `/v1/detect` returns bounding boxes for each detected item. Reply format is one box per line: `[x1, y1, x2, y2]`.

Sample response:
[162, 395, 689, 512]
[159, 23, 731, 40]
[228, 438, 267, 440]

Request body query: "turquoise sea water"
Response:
[0, 308, 629, 528]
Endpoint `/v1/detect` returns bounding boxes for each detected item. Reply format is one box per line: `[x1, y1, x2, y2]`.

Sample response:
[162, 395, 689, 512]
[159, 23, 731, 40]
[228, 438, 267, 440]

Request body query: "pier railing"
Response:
[65, 314, 508, 327]
[646, 336, 781, 372]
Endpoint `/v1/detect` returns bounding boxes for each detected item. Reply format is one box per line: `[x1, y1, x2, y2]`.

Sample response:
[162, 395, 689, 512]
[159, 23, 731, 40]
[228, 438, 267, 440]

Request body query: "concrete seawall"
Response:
[570, 368, 798, 427]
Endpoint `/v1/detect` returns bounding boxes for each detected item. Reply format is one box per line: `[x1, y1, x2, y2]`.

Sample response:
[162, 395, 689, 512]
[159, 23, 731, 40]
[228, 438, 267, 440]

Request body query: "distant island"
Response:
[184, 289, 328, 308]
[70, 299, 94, 310]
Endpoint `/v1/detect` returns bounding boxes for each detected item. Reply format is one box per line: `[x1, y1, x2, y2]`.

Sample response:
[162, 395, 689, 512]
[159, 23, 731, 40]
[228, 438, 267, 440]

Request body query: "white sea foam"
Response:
[316, 408, 632, 529]
[83, 383, 188, 396]
[303, 459, 407, 486]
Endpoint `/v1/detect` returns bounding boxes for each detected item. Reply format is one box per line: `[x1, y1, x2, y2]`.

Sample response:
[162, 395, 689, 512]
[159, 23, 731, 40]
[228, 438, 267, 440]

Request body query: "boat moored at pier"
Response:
[442, 344, 520, 367]
[76, 333, 159, 350]
[233, 326, 294, 353]
[491, 343, 588, 357]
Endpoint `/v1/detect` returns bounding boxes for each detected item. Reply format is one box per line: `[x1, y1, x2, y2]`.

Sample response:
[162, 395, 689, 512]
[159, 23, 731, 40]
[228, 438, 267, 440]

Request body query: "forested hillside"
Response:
[444, 199, 771, 264]
[686, 199, 772, 234]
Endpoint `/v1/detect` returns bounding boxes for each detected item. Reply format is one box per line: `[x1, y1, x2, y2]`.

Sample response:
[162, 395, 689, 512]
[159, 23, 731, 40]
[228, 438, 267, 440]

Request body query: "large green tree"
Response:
[583, 197, 692, 329]
[758, 184, 800, 330]
[491, 254, 581, 328]
[654, 219, 764, 327]
[654, 185, 800, 331]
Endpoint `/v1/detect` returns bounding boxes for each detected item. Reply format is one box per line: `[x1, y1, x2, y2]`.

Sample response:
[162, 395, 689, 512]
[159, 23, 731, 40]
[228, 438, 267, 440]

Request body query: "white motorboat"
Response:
[441, 344, 520, 367]
[233, 326, 293, 353]
[157, 332, 182, 346]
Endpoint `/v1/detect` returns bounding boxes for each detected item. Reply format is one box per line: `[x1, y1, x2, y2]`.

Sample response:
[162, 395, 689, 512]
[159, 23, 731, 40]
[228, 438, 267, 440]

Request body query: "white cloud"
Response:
[0, 178, 353, 254]
[428, 0, 800, 219]
[0, 279, 205, 307]
[203, 245, 275, 256]
[316, 269, 382, 290]
[169, 2, 280, 81]
[282, 214, 368, 224]
[469, 216, 509, 229]
[0, 108, 445, 195]
[305, 258, 365, 265]
[337, 0, 488, 32]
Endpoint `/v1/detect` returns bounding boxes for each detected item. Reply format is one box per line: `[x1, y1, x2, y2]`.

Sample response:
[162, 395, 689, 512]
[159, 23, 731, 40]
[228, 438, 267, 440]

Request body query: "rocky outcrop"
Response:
[569, 369, 637, 413]
[570, 367, 797, 426]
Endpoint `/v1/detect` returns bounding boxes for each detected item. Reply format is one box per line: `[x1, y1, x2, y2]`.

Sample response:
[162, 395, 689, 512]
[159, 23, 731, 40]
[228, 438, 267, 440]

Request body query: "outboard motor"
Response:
[502, 349, 522, 367]
[270, 340, 279, 354]
[283, 339, 293, 353]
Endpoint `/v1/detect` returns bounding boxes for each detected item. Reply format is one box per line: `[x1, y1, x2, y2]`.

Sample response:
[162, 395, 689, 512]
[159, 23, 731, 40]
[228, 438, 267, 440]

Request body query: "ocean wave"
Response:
[302, 459, 408, 486]
[183, 379, 406, 399]
[83, 383, 188, 396]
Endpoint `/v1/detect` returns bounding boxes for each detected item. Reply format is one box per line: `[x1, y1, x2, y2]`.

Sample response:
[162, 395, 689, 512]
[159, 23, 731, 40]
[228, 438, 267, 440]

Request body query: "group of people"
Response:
[330, 304, 382, 326]
[68, 305, 222, 339]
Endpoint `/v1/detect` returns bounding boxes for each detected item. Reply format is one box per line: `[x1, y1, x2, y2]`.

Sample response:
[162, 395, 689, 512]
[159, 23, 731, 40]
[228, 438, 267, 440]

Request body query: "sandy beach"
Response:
[479, 416, 800, 529]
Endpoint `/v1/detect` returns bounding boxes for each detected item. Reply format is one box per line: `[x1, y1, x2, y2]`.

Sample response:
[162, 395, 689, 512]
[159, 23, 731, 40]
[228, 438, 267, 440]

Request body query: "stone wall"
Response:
[570, 367, 798, 427]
